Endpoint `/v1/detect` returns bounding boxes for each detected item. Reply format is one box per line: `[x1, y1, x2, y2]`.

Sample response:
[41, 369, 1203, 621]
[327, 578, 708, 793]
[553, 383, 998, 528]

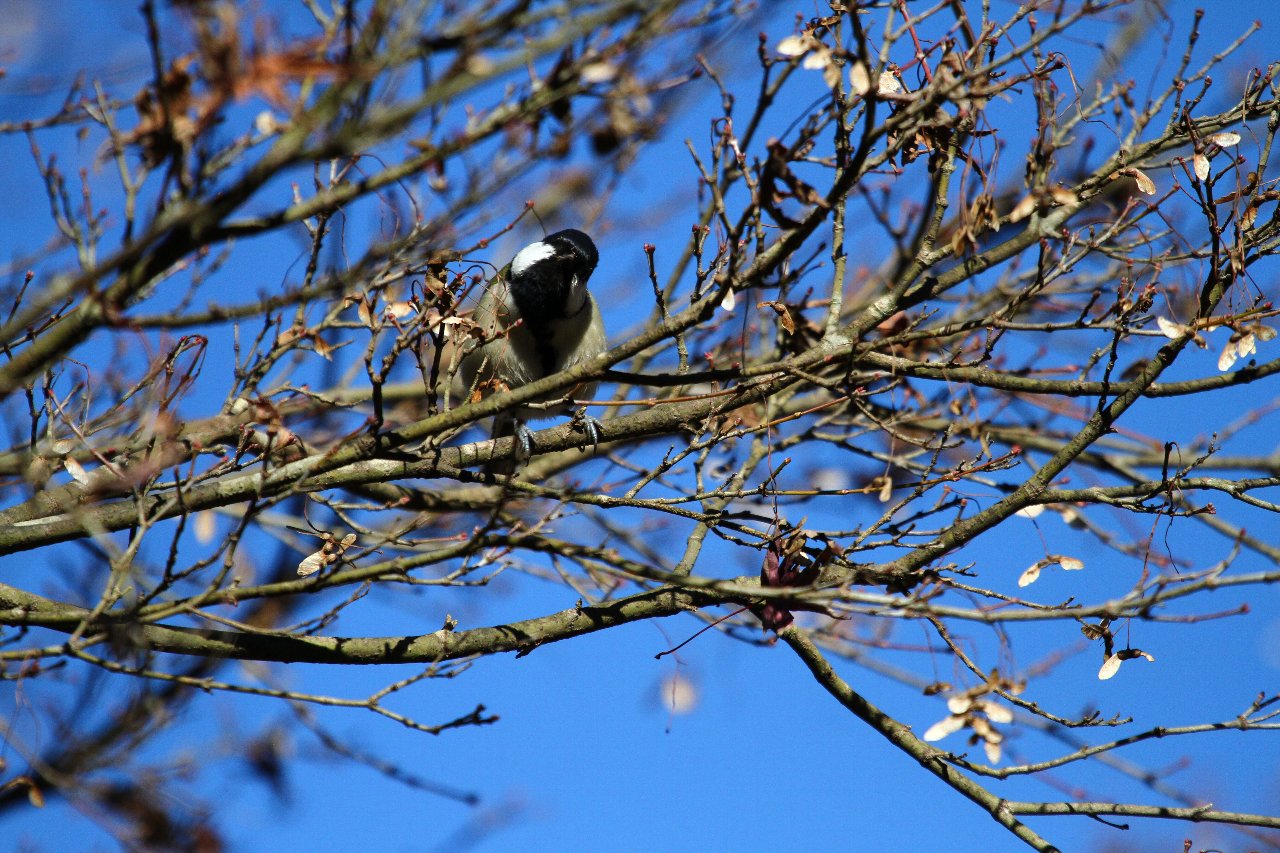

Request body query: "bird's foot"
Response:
[513, 421, 536, 461]
[570, 408, 603, 450]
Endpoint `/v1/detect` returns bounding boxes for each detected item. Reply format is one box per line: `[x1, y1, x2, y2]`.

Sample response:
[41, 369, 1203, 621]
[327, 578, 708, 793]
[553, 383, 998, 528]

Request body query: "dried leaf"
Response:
[63, 456, 90, 485]
[1056, 505, 1085, 528]
[1130, 168, 1156, 195]
[876, 475, 893, 503]
[757, 300, 797, 334]
[1156, 316, 1189, 339]
[1253, 323, 1277, 342]
[1193, 153, 1210, 182]
[357, 297, 373, 328]
[1017, 562, 1042, 587]
[580, 62, 618, 83]
[24, 455, 52, 487]
[1218, 338, 1239, 372]
[1079, 622, 1107, 641]
[923, 714, 967, 741]
[1047, 186, 1079, 206]
[776, 35, 808, 57]
[254, 111, 281, 136]
[822, 62, 841, 90]
[660, 674, 699, 715]
[1240, 201, 1260, 231]
[878, 71, 902, 95]
[982, 702, 1014, 724]
[1237, 331, 1257, 359]
[802, 49, 830, 71]
[849, 61, 871, 95]
[1101, 648, 1157, 679]
[437, 315, 463, 341]
[385, 301, 415, 319]
[297, 550, 326, 578]
[1008, 193, 1037, 223]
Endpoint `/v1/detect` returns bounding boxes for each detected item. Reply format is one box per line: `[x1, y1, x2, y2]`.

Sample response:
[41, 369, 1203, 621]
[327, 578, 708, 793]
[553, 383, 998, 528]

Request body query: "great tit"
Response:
[460, 228, 606, 468]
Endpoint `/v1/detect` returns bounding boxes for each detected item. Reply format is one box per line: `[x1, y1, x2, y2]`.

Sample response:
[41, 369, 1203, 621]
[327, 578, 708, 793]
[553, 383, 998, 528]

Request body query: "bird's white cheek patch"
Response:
[510, 241, 556, 275]
[565, 276, 588, 314]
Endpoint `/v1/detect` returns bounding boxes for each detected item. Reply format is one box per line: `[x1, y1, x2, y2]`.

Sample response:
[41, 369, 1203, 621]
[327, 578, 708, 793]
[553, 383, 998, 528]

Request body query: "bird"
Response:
[459, 228, 606, 469]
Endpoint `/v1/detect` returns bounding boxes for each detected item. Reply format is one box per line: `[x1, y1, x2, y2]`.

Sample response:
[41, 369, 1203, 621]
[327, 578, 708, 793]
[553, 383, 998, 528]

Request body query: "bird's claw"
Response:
[572, 409, 603, 450]
[513, 422, 536, 461]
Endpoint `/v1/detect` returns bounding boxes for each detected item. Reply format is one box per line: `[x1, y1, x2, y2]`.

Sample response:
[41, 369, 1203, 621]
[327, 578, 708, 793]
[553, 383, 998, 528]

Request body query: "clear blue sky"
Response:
[3, 2, 1280, 851]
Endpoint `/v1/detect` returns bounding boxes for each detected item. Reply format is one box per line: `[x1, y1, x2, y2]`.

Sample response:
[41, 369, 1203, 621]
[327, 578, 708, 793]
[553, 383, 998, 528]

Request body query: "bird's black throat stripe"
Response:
[506, 229, 599, 379]
[509, 273, 568, 378]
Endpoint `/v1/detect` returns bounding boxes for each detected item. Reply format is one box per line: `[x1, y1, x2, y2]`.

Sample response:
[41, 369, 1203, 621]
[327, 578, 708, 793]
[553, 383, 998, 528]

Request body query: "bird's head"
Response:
[507, 228, 599, 324]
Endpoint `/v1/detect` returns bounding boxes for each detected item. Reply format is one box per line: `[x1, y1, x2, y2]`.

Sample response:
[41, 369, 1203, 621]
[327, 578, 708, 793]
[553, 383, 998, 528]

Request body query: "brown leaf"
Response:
[757, 300, 797, 334]
[1193, 153, 1210, 182]
[63, 456, 90, 486]
[1240, 200, 1260, 230]
[923, 714, 966, 741]
[776, 35, 809, 57]
[848, 61, 871, 95]
[297, 550, 326, 577]
[1156, 316, 1190, 339]
[1017, 562, 1042, 587]
[1047, 186, 1079, 206]
[760, 138, 830, 228]
[877, 475, 893, 503]
[822, 62, 841, 90]
[127, 55, 197, 165]
[1129, 167, 1156, 195]
[1008, 193, 1037, 223]
[1218, 338, 1239, 372]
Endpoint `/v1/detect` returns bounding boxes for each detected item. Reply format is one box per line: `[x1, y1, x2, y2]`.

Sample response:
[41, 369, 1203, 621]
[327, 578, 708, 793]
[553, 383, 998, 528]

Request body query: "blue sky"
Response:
[3, 1, 1280, 851]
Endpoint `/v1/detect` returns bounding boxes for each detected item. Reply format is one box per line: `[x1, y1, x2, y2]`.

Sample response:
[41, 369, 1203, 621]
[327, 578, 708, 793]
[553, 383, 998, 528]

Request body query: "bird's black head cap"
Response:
[507, 228, 599, 330]
[545, 229, 599, 277]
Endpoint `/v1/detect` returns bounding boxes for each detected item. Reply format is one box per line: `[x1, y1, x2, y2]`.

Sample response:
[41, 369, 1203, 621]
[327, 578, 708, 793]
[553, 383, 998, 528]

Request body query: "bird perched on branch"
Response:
[459, 228, 606, 470]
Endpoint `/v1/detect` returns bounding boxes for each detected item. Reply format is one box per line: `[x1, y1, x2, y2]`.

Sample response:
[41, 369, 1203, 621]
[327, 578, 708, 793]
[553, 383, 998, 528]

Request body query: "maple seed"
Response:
[1193, 153, 1210, 181]
[776, 35, 809, 57]
[1129, 168, 1156, 195]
